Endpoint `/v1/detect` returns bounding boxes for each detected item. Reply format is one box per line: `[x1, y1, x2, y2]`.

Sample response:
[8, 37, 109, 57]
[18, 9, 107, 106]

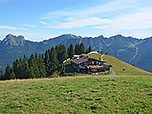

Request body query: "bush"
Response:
[51, 71, 59, 78]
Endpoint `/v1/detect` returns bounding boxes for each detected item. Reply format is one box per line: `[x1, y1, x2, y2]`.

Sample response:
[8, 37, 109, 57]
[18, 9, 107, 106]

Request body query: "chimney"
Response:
[101, 54, 104, 61]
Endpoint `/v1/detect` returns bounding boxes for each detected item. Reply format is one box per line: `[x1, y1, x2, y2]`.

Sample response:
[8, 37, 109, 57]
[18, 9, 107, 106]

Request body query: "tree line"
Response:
[0, 43, 92, 80]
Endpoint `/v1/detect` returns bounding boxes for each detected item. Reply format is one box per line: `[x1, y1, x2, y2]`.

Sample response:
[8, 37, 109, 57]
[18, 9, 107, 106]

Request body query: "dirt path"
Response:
[129, 47, 138, 63]
[111, 71, 116, 76]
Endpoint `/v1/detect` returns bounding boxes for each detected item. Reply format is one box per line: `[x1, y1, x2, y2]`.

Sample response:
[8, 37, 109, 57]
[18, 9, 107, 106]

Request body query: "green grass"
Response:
[0, 76, 152, 113]
[84, 53, 152, 75]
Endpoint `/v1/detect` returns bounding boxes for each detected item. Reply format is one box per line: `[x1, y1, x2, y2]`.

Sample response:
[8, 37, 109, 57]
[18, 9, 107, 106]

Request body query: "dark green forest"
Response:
[0, 43, 92, 80]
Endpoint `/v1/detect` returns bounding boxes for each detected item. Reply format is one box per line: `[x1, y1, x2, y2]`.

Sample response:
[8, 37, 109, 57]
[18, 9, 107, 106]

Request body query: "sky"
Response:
[0, 0, 152, 41]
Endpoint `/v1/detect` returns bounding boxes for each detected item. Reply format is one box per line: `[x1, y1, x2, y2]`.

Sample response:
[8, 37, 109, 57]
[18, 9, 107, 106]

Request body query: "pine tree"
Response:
[44, 49, 50, 75]
[35, 53, 39, 63]
[29, 54, 35, 78]
[13, 58, 22, 79]
[61, 44, 68, 62]
[88, 46, 92, 53]
[86, 48, 89, 54]
[58, 44, 67, 64]
[38, 54, 47, 78]
[34, 53, 40, 78]
[55, 45, 59, 53]
[10, 70, 16, 79]
[50, 47, 59, 74]
[0, 69, 4, 80]
[55, 45, 60, 63]
[21, 54, 30, 78]
[29, 54, 40, 78]
[29, 67, 35, 78]
[29, 54, 35, 66]
[75, 43, 80, 55]
[67, 44, 75, 58]
[80, 43, 85, 54]
[5, 64, 11, 80]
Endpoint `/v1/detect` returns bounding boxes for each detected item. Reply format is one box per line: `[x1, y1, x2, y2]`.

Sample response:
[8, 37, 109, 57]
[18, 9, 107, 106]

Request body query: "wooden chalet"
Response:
[71, 56, 112, 73]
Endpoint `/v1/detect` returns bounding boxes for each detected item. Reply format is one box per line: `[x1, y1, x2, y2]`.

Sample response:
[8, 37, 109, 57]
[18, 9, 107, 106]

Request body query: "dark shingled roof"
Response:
[71, 56, 105, 65]
[71, 56, 89, 64]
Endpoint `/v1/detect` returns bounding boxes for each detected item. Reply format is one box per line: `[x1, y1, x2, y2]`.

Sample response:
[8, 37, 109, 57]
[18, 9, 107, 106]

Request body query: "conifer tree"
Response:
[21, 54, 30, 78]
[29, 67, 35, 78]
[44, 49, 50, 75]
[38, 54, 47, 78]
[55, 45, 59, 53]
[35, 53, 39, 63]
[50, 47, 59, 74]
[0, 69, 4, 80]
[75, 43, 80, 55]
[10, 70, 16, 79]
[88, 46, 92, 53]
[5, 64, 11, 80]
[86, 48, 89, 54]
[13, 58, 22, 79]
[34, 53, 40, 78]
[67, 46, 70, 58]
[80, 43, 85, 54]
[62, 44, 68, 62]
[67, 44, 75, 58]
[55, 45, 60, 63]
[58, 44, 67, 64]
[29, 53, 40, 78]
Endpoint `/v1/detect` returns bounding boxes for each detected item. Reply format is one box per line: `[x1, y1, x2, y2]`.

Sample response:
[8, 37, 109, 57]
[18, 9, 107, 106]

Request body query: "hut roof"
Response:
[71, 56, 89, 64]
[71, 56, 105, 65]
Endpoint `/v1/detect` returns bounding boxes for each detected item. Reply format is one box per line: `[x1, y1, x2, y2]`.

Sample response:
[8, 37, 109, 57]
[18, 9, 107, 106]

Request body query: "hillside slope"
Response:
[84, 53, 151, 75]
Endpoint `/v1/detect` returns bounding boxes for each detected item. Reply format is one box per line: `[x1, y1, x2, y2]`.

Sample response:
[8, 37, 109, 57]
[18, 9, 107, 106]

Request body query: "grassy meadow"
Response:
[0, 75, 152, 114]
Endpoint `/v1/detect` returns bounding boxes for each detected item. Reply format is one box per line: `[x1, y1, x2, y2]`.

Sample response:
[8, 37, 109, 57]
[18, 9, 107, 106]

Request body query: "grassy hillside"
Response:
[0, 76, 152, 113]
[84, 53, 151, 75]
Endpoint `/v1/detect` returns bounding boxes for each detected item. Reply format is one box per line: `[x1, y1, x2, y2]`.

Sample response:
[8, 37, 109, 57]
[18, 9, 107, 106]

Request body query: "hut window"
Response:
[92, 61, 94, 65]
[96, 61, 98, 64]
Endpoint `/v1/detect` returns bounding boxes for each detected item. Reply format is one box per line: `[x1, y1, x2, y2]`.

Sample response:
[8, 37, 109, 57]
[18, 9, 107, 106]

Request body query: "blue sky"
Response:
[0, 0, 152, 41]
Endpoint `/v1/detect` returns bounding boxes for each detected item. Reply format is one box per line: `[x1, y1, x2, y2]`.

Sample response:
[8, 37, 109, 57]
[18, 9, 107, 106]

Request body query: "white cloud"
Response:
[49, 17, 110, 29]
[40, 0, 152, 38]
[41, 0, 138, 21]
[94, 8, 152, 31]
[18, 32, 51, 41]
[23, 24, 37, 28]
[41, 11, 74, 20]
[74, 0, 138, 18]
[40, 21, 48, 25]
[40, 0, 149, 31]
[1, 0, 150, 40]
[0, 25, 27, 30]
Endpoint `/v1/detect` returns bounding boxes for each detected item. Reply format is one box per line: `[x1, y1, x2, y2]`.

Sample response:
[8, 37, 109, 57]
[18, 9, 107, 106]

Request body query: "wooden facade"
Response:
[71, 56, 112, 73]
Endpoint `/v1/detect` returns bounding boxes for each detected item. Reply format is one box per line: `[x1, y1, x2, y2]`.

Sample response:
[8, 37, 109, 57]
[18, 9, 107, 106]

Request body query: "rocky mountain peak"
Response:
[2, 34, 25, 46]
[58, 34, 81, 39]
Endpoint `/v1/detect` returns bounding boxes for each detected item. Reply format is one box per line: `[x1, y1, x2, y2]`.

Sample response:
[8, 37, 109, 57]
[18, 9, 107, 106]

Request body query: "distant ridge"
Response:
[0, 34, 152, 72]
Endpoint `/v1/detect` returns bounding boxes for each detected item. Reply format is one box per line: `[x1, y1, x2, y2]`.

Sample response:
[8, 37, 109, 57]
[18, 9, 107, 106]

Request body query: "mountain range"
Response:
[0, 34, 152, 72]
